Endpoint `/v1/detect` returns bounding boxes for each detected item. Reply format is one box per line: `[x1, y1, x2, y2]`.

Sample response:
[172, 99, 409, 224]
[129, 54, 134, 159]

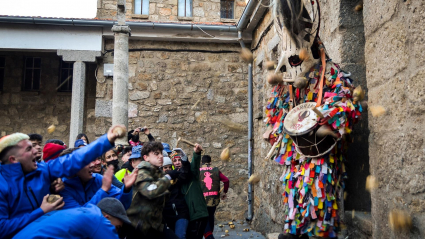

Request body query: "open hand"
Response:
[50, 178, 65, 193]
[123, 168, 138, 190]
[40, 194, 65, 214]
[101, 166, 114, 192]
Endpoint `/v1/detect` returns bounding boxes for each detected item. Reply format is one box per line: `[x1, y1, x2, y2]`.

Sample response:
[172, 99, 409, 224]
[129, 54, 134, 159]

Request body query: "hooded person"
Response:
[0, 125, 125, 239]
[161, 151, 191, 239]
[13, 198, 131, 239]
[171, 146, 209, 239]
[59, 148, 137, 210]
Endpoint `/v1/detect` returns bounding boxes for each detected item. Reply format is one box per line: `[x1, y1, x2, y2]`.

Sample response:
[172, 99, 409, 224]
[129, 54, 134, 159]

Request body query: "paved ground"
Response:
[212, 221, 266, 239]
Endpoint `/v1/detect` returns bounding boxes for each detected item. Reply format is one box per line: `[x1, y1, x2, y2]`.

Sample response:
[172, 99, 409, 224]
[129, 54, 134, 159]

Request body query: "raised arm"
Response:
[190, 143, 203, 180]
[47, 125, 125, 179]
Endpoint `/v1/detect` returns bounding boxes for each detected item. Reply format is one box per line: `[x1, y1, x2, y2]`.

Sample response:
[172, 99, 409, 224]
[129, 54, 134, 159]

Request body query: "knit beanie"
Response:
[43, 143, 66, 162]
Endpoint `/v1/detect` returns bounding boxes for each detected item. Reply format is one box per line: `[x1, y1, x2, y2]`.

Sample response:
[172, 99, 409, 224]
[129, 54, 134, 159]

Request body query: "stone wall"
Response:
[97, 0, 246, 22]
[364, 1, 425, 238]
[0, 51, 97, 147]
[94, 39, 249, 221]
[248, 0, 369, 235]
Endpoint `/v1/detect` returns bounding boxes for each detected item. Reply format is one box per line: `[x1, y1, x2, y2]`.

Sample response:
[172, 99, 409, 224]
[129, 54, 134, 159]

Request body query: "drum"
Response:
[283, 102, 337, 158]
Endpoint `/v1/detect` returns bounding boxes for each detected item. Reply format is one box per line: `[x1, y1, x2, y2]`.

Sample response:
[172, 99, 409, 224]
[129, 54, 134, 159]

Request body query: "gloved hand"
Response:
[167, 170, 181, 180]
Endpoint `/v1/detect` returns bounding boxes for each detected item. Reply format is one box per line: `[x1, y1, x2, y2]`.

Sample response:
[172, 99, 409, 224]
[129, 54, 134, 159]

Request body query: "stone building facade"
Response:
[94, 40, 249, 220]
[364, 1, 425, 238]
[0, 52, 97, 146]
[97, 0, 247, 22]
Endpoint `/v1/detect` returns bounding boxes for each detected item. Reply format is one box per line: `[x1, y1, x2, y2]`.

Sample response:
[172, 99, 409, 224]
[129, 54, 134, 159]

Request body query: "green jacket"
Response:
[126, 161, 170, 234]
[181, 152, 208, 221]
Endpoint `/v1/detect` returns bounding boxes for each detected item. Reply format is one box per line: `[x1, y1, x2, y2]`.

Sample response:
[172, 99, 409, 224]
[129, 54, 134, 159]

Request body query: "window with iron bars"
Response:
[23, 57, 41, 91]
[178, 0, 192, 17]
[58, 61, 73, 92]
[134, 0, 150, 15]
[0, 57, 4, 91]
[220, 0, 234, 19]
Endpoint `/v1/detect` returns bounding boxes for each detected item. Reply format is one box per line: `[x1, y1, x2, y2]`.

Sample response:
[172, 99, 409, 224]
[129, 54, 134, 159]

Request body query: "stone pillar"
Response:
[57, 50, 101, 146]
[111, 0, 131, 145]
[69, 61, 86, 146]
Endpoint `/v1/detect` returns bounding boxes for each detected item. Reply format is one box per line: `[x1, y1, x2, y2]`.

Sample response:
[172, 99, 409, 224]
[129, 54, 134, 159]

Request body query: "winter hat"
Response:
[43, 143, 66, 162]
[97, 198, 131, 225]
[129, 145, 142, 160]
[74, 139, 87, 148]
[162, 143, 172, 153]
[171, 148, 188, 162]
[163, 156, 172, 166]
[0, 133, 29, 154]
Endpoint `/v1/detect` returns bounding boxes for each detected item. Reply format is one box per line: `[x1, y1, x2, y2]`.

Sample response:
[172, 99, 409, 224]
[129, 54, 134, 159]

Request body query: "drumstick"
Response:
[316, 48, 326, 107]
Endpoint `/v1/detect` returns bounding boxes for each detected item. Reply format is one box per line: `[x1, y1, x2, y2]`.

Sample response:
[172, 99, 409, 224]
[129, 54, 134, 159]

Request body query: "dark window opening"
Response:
[23, 57, 41, 91]
[58, 61, 73, 92]
[0, 56, 4, 91]
[220, 0, 234, 19]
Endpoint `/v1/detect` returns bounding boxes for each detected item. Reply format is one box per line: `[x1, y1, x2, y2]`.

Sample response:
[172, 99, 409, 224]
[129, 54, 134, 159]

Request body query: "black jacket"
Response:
[163, 161, 191, 221]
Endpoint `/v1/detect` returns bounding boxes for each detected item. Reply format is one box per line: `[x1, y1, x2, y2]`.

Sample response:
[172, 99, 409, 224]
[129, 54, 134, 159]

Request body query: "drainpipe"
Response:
[238, 30, 254, 222]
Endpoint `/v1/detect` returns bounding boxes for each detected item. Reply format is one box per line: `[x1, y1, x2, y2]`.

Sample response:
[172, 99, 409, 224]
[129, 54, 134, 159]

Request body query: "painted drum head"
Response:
[284, 102, 319, 136]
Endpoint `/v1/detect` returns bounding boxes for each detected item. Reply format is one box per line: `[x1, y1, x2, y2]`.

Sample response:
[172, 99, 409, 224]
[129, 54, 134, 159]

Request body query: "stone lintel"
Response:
[112, 25, 131, 34]
[57, 50, 101, 63]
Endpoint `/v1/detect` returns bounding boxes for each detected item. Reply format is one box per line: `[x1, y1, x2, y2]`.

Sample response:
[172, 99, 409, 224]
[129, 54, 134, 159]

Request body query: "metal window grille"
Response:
[134, 0, 150, 15]
[23, 57, 41, 91]
[220, 0, 234, 19]
[0, 57, 4, 91]
[178, 0, 192, 17]
[58, 61, 73, 92]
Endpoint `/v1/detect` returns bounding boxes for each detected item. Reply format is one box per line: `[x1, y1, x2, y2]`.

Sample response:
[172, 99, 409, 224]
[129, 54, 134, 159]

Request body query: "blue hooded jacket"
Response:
[13, 204, 119, 239]
[60, 173, 132, 210]
[0, 134, 114, 239]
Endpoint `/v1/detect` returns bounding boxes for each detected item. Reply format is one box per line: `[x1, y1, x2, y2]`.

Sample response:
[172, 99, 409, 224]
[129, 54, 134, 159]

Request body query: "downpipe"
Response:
[238, 30, 254, 222]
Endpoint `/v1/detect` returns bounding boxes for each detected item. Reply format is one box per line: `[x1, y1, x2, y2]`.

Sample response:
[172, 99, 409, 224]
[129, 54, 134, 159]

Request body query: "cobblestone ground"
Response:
[213, 221, 266, 239]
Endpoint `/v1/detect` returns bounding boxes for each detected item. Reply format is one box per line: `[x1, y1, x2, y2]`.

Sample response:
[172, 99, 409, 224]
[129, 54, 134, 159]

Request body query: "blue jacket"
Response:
[0, 134, 114, 239]
[60, 173, 132, 210]
[13, 204, 119, 239]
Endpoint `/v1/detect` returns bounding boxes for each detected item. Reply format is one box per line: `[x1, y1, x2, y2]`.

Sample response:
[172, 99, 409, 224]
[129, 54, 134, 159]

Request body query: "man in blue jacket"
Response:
[0, 125, 126, 239]
[13, 197, 131, 239]
[59, 147, 137, 210]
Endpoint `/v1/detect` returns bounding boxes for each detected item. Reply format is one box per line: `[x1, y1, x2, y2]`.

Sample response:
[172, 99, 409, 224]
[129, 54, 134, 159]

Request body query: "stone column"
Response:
[111, 0, 131, 145]
[69, 61, 86, 146]
[57, 50, 101, 146]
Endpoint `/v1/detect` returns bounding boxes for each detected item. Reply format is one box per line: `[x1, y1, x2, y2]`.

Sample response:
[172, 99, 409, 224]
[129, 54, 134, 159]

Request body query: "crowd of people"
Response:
[0, 125, 229, 239]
